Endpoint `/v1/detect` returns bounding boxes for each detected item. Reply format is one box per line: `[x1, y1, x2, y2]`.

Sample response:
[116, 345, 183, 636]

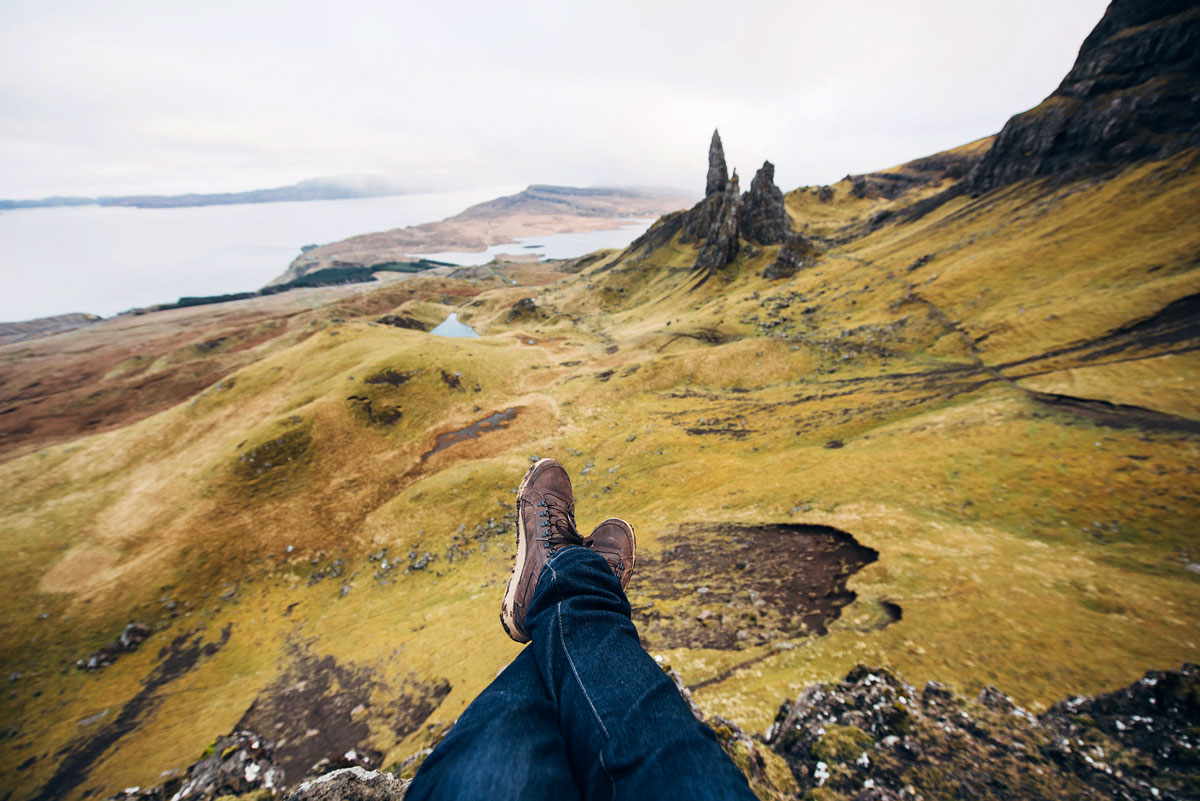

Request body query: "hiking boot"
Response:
[588, 518, 636, 592]
[501, 458, 584, 642]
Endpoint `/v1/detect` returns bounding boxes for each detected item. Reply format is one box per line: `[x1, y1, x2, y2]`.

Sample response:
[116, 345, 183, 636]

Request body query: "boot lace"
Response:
[534, 495, 590, 554]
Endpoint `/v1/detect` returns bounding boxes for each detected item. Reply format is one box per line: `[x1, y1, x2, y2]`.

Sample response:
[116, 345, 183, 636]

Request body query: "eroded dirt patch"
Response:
[236, 651, 378, 782]
[346, 395, 404, 426]
[632, 523, 879, 649]
[1028, 390, 1200, 434]
[364, 368, 417, 388]
[235, 650, 449, 784]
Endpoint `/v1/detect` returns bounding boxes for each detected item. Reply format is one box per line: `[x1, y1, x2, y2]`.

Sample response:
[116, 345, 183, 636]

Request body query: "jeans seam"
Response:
[547, 559, 611, 740]
[598, 746, 617, 800]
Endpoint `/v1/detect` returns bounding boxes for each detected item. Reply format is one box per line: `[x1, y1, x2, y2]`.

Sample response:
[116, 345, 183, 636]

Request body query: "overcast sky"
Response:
[1, 0, 1110, 199]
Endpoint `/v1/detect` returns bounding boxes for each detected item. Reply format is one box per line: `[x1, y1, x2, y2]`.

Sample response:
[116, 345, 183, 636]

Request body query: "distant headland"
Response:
[0, 175, 418, 210]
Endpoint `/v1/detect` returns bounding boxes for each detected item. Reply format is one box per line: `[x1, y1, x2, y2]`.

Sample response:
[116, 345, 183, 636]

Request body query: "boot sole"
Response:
[499, 457, 559, 643]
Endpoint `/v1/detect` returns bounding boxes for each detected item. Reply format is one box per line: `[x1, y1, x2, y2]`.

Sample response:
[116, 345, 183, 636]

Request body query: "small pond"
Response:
[430, 312, 479, 338]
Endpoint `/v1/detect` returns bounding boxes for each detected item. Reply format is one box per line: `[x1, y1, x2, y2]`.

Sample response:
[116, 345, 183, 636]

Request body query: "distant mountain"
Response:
[0, 175, 417, 210]
[0, 312, 101, 345]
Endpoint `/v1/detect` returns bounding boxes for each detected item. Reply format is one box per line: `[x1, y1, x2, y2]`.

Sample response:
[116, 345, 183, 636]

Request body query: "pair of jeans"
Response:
[406, 545, 757, 800]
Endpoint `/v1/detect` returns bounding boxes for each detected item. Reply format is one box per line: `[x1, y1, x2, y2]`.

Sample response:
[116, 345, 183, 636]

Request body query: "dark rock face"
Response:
[706, 129, 729, 197]
[739, 161, 791, 246]
[766, 662, 1200, 801]
[683, 173, 744, 274]
[967, 0, 1200, 193]
[762, 234, 817, 280]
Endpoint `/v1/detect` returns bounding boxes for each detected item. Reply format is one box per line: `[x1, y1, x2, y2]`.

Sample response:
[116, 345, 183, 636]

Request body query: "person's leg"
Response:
[525, 545, 757, 801]
[405, 647, 581, 801]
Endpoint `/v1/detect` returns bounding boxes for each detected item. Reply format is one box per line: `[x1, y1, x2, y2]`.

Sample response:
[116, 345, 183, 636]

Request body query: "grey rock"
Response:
[739, 161, 791, 246]
[77, 622, 152, 671]
[166, 730, 282, 800]
[766, 662, 1200, 801]
[284, 766, 408, 801]
[685, 173, 743, 274]
[705, 129, 728, 197]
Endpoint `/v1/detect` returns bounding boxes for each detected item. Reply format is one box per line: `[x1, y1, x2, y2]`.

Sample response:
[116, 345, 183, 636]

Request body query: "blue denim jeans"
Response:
[406, 546, 757, 800]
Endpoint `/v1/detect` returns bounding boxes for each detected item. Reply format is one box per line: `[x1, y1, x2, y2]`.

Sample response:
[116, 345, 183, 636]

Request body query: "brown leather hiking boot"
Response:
[501, 458, 584, 643]
[588, 518, 636, 592]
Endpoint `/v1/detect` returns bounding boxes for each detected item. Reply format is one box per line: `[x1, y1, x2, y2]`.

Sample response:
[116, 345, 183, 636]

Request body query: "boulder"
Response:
[77, 622, 152, 671]
[284, 767, 408, 801]
[149, 730, 282, 800]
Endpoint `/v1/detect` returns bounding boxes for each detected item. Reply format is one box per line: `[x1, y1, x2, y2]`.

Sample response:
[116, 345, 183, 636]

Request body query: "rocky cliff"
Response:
[966, 0, 1200, 193]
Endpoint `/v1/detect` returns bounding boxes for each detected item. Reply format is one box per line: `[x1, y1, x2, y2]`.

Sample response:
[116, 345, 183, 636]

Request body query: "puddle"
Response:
[422, 407, 517, 460]
[430, 312, 478, 338]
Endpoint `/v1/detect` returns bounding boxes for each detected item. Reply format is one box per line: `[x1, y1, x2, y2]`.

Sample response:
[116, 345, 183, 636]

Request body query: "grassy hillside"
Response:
[1, 148, 1197, 799]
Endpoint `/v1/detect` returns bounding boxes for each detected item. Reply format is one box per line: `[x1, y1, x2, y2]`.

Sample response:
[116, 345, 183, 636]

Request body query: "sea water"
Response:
[0, 194, 658, 321]
[0, 188, 523, 321]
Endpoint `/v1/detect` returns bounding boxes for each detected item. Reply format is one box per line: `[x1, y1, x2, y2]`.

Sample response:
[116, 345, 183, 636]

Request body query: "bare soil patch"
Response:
[633, 523, 879, 650]
[235, 649, 448, 783]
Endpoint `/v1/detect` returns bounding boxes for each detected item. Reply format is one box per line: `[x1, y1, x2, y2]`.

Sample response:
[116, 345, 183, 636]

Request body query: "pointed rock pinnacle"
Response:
[706, 129, 728, 197]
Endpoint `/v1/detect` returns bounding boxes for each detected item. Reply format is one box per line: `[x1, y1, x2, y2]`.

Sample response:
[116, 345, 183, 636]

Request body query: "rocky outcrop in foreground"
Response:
[112, 663, 1198, 801]
[764, 663, 1199, 801]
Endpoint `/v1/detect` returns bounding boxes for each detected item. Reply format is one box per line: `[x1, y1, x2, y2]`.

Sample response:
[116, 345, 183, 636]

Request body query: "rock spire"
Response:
[627, 131, 812, 279]
[740, 161, 791, 246]
[705, 129, 728, 197]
